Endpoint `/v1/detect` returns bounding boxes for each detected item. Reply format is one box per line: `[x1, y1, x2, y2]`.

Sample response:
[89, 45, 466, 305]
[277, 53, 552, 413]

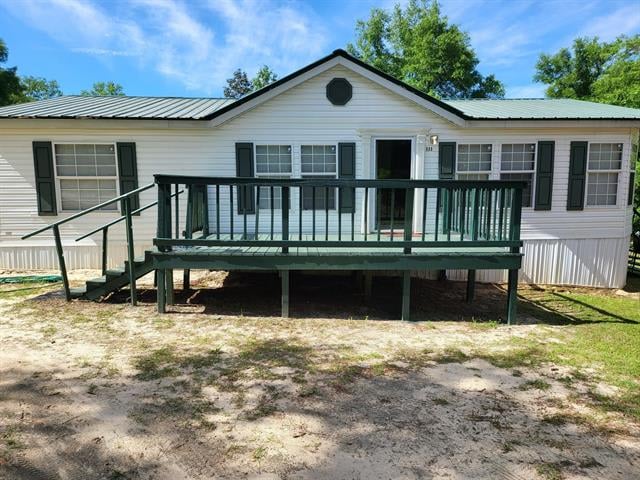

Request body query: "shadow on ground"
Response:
[104, 271, 639, 325]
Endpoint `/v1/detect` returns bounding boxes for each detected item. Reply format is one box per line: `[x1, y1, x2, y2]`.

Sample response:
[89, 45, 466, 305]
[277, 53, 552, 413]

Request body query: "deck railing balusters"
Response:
[215, 184, 220, 240]
[351, 195, 355, 242]
[174, 184, 180, 239]
[338, 188, 342, 241]
[243, 185, 248, 239]
[255, 186, 261, 238]
[421, 187, 427, 241]
[270, 186, 275, 240]
[101, 226, 109, 275]
[325, 186, 329, 241]
[460, 189, 466, 240]
[229, 185, 234, 240]
[312, 187, 316, 240]
[446, 188, 453, 242]
[298, 188, 303, 241]
[404, 187, 414, 254]
[282, 186, 289, 253]
[364, 187, 368, 241]
[389, 188, 395, 241]
[376, 188, 381, 241]
[434, 188, 441, 241]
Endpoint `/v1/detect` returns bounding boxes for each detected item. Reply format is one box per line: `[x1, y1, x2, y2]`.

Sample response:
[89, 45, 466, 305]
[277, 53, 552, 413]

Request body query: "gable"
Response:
[207, 52, 466, 128]
[217, 64, 455, 133]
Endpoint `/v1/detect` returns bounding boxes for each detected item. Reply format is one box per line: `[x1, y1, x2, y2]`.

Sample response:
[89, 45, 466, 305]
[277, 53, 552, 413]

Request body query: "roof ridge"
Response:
[60, 94, 232, 100]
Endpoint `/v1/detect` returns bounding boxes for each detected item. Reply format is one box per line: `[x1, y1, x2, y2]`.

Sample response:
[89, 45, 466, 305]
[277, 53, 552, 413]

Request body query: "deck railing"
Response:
[154, 175, 525, 254]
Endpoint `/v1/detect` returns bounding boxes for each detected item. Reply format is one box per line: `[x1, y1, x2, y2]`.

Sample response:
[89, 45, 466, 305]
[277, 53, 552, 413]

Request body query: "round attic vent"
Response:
[326, 78, 352, 106]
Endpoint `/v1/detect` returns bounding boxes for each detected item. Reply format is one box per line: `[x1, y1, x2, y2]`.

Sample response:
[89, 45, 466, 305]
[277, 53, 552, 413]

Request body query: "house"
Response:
[0, 49, 638, 301]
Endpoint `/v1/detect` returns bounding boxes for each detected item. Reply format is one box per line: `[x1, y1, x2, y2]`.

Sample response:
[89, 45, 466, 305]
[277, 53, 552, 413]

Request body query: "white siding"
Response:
[0, 64, 635, 287]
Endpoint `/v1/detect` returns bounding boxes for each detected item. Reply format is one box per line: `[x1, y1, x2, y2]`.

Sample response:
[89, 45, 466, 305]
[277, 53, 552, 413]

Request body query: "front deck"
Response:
[23, 175, 525, 322]
[152, 176, 525, 322]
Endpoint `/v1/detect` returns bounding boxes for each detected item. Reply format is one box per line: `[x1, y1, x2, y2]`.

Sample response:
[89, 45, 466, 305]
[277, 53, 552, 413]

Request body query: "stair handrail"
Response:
[75, 188, 184, 241]
[21, 182, 155, 302]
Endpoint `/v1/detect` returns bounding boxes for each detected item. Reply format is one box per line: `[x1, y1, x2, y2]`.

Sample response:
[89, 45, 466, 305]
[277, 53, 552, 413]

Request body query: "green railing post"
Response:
[157, 182, 172, 251]
[507, 186, 523, 325]
[52, 224, 71, 301]
[122, 196, 137, 306]
[101, 226, 109, 276]
[403, 187, 415, 254]
[282, 186, 289, 254]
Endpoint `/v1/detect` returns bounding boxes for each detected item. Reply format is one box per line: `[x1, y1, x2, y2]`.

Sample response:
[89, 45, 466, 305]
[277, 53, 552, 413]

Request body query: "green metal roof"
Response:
[0, 95, 235, 120]
[442, 98, 640, 120]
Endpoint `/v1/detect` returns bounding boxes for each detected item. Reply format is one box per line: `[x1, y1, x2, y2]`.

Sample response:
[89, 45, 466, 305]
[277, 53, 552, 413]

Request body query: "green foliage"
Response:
[347, 0, 505, 99]
[223, 68, 252, 99]
[251, 65, 278, 91]
[15, 76, 62, 102]
[80, 81, 125, 96]
[535, 35, 640, 108]
[224, 66, 278, 99]
[0, 38, 23, 106]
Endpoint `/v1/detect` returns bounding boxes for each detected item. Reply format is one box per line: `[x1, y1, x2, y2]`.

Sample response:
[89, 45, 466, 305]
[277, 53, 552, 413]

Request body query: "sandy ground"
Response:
[0, 270, 638, 480]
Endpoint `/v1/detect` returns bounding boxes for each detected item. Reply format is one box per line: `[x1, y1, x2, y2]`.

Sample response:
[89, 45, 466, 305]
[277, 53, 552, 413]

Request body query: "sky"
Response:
[1, 0, 639, 99]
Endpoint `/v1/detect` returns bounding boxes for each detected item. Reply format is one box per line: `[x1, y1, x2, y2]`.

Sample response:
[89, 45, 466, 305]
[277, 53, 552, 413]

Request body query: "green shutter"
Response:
[629, 171, 636, 206]
[235, 142, 255, 214]
[116, 143, 140, 213]
[32, 141, 57, 216]
[338, 142, 356, 213]
[567, 141, 588, 211]
[534, 141, 554, 210]
[439, 142, 456, 179]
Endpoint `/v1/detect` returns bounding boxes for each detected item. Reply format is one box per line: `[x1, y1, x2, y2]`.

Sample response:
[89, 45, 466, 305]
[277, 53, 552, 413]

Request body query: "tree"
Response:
[0, 38, 23, 106]
[534, 35, 640, 108]
[347, 0, 505, 99]
[80, 81, 125, 96]
[251, 65, 278, 91]
[15, 76, 62, 102]
[224, 69, 252, 99]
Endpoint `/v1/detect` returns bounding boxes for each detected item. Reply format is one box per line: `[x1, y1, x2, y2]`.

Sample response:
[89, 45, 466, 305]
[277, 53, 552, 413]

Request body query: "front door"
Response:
[375, 139, 412, 230]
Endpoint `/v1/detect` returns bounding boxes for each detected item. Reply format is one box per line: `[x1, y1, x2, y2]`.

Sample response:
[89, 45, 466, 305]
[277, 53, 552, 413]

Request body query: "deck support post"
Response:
[183, 269, 191, 290]
[364, 272, 372, 299]
[166, 269, 174, 305]
[281, 270, 290, 318]
[466, 269, 476, 303]
[401, 271, 411, 321]
[157, 269, 166, 314]
[507, 269, 518, 325]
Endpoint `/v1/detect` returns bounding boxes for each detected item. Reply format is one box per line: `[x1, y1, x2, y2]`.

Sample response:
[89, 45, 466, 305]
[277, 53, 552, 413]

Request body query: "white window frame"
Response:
[53, 142, 120, 213]
[254, 143, 292, 210]
[456, 143, 492, 180]
[499, 143, 537, 209]
[300, 143, 338, 211]
[585, 142, 623, 208]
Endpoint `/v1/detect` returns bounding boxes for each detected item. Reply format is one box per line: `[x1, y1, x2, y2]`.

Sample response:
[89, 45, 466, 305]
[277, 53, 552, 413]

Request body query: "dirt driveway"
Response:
[0, 271, 638, 479]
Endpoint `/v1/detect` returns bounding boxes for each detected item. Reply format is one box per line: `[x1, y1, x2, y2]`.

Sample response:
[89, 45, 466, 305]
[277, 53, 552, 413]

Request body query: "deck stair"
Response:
[70, 250, 155, 300]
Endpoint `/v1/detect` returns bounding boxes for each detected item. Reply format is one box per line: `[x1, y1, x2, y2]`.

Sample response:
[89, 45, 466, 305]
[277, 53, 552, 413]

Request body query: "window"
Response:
[255, 145, 291, 209]
[500, 143, 536, 207]
[586, 143, 622, 206]
[456, 144, 491, 180]
[301, 145, 336, 210]
[54, 144, 118, 211]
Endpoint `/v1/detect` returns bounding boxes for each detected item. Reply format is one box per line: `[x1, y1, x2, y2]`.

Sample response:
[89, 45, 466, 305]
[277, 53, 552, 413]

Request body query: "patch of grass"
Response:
[536, 462, 564, 480]
[134, 346, 223, 380]
[519, 379, 551, 391]
[134, 346, 180, 380]
[432, 397, 449, 405]
[252, 445, 267, 462]
[432, 348, 469, 364]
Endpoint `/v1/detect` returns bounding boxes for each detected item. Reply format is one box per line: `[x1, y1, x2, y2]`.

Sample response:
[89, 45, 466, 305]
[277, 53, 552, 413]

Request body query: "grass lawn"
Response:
[0, 270, 639, 479]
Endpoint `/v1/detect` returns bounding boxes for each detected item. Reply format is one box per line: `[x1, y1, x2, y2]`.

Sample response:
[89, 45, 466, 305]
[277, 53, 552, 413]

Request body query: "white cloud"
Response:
[506, 83, 546, 99]
[0, 0, 329, 94]
[579, 4, 640, 41]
